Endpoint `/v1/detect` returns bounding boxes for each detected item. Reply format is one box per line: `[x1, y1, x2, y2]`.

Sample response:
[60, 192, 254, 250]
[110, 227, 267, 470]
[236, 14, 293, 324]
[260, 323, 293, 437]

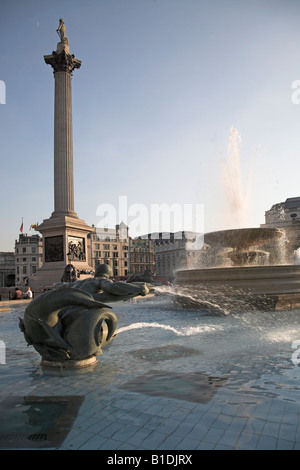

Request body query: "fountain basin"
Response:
[227, 249, 269, 266]
[175, 265, 300, 311]
[203, 227, 286, 267]
[204, 227, 285, 249]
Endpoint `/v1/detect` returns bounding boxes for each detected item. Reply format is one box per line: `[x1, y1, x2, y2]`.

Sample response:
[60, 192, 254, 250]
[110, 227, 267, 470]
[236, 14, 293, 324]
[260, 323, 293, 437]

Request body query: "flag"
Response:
[29, 223, 38, 230]
[20, 219, 23, 233]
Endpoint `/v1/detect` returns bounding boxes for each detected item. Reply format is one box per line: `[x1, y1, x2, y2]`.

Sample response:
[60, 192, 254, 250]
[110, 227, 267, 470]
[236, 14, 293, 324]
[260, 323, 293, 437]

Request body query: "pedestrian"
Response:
[14, 288, 22, 300]
[24, 287, 33, 299]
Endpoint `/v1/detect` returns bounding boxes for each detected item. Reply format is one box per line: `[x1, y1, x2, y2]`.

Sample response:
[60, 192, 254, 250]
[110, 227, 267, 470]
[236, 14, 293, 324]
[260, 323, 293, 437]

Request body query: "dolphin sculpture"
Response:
[19, 288, 117, 362]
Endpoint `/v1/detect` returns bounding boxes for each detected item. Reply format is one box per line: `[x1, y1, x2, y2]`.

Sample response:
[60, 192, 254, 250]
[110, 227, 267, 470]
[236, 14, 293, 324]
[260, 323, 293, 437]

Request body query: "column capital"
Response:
[44, 49, 81, 76]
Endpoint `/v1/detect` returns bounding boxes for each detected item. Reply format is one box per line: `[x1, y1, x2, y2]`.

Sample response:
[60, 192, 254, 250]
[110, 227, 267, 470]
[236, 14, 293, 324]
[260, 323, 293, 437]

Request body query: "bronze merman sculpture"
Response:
[19, 264, 154, 368]
[56, 264, 154, 302]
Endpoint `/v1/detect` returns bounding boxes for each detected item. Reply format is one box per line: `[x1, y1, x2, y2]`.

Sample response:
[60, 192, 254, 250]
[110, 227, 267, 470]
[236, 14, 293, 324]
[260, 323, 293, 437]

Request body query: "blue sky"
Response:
[1, 0, 300, 251]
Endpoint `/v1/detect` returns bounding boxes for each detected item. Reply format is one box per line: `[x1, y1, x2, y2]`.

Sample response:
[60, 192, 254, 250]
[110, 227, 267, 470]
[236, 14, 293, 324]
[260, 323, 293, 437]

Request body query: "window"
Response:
[103, 244, 110, 250]
[113, 245, 117, 250]
[113, 252, 119, 258]
[23, 266, 27, 274]
[32, 266, 36, 274]
[32, 247, 36, 254]
[23, 248, 26, 253]
[32, 257, 36, 261]
[104, 251, 110, 258]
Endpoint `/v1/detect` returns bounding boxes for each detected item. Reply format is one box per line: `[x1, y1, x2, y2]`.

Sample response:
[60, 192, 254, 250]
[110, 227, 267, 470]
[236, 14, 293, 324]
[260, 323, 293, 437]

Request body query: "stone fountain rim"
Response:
[175, 264, 300, 275]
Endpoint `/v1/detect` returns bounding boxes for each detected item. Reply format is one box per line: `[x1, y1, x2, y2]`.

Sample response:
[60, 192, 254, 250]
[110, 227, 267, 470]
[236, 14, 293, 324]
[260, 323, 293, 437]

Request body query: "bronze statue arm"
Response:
[99, 279, 150, 296]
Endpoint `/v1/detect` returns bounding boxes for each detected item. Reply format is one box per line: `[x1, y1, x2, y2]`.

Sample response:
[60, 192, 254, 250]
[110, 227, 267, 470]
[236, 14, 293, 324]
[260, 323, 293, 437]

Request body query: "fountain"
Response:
[175, 128, 300, 313]
[175, 227, 300, 312]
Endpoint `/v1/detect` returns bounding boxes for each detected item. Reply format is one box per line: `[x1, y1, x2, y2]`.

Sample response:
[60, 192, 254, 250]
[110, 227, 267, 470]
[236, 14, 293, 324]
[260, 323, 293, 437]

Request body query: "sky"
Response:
[1, 0, 300, 251]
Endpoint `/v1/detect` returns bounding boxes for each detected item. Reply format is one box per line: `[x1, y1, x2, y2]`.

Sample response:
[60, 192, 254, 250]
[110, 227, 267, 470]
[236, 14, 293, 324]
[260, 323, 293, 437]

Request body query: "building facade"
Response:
[87, 223, 130, 277]
[141, 231, 202, 281]
[263, 197, 300, 227]
[129, 238, 155, 276]
[0, 252, 15, 287]
[15, 234, 43, 286]
[262, 197, 300, 261]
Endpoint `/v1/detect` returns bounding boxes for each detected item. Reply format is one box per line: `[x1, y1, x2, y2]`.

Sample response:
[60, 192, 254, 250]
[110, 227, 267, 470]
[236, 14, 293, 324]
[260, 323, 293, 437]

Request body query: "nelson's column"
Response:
[32, 19, 92, 287]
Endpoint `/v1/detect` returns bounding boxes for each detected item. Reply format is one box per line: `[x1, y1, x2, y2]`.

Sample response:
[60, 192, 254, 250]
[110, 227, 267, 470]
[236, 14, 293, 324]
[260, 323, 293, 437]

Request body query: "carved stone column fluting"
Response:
[44, 39, 81, 218]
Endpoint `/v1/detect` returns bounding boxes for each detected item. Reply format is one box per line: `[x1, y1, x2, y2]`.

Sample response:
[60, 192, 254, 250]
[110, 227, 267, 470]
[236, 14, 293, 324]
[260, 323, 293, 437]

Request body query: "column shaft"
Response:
[53, 71, 76, 216]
